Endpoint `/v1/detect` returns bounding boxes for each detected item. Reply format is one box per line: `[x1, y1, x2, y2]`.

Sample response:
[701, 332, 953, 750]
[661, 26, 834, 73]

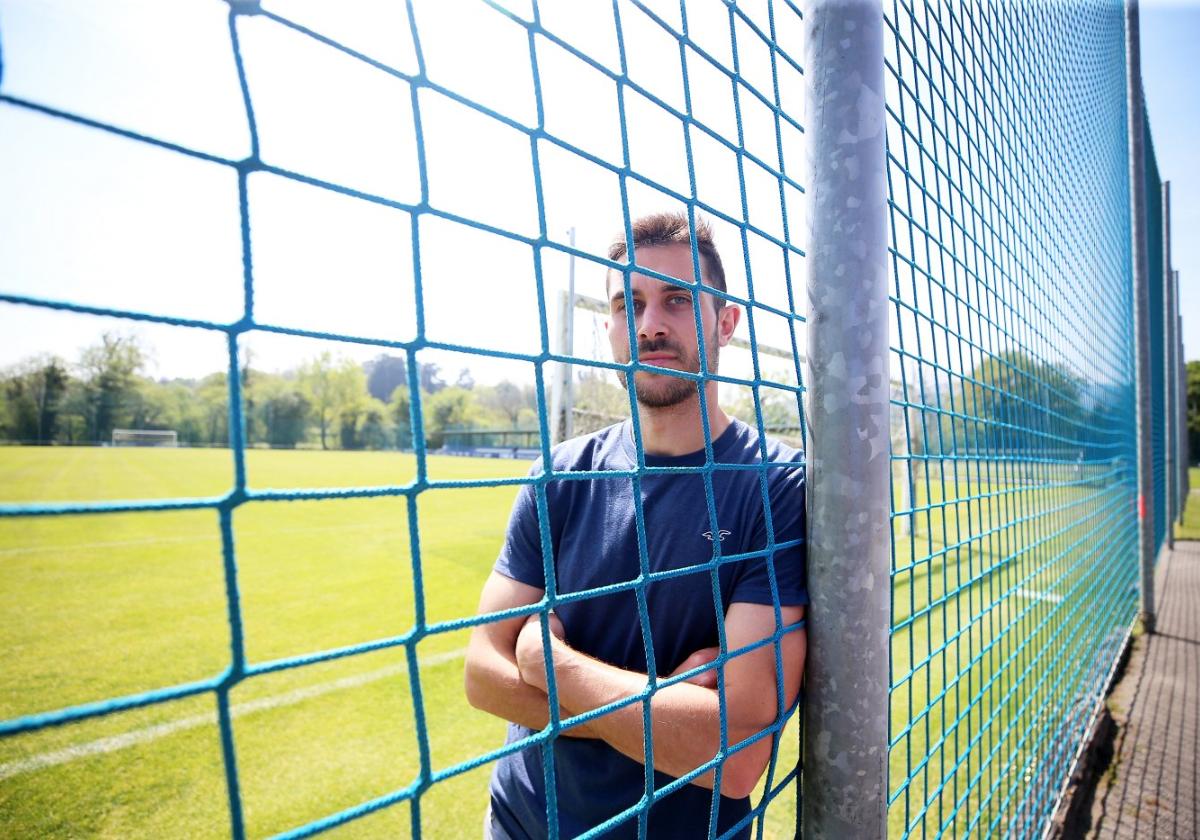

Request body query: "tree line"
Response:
[8, 335, 1193, 459]
[0, 334, 547, 450]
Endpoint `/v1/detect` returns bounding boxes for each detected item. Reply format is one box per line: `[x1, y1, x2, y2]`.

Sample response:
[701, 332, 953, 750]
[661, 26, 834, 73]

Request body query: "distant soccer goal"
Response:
[111, 429, 178, 447]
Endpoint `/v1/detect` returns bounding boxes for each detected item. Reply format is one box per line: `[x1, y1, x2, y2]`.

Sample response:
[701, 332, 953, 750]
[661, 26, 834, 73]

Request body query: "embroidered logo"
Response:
[702, 529, 732, 542]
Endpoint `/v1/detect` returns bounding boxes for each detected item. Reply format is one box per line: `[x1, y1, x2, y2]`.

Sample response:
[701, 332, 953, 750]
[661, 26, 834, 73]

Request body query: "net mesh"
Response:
[0, 2, 806, 838]
[1143, 121, 1168, 556]
[881, 0, 1177, 836]
[0, 2, 1186, 839]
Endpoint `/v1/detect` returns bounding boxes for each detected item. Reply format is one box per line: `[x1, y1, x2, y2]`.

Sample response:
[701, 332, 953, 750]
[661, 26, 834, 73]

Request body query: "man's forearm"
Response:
[464, 638, 598, 739]
[531, 637, 778, 798]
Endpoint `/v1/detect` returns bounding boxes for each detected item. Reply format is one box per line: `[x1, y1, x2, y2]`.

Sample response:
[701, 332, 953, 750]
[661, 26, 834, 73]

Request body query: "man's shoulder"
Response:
[724, 418, 805, 467]
[543, 421, 629, 473]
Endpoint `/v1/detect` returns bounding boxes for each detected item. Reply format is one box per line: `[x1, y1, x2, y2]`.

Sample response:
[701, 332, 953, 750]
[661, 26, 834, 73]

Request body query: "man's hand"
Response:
[667, 647, 721, 688]
[515, 611, 564, 691]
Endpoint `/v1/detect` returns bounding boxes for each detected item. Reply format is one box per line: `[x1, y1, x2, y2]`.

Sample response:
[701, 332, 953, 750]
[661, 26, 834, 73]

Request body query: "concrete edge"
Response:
[1042, 620, 1139, 839]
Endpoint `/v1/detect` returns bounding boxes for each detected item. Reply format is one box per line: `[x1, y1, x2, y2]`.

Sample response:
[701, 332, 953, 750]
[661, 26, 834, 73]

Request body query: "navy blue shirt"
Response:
[489, 419, 807, 839]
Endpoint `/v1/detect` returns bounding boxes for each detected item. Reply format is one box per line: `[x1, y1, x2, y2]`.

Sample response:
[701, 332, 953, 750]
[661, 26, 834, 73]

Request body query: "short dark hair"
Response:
[608, 212, 727, 299]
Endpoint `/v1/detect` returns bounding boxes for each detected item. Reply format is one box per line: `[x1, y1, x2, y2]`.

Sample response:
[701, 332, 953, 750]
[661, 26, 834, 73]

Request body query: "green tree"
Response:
[357, 398, 392, 450]
[481, 380, 526, 427]
[0, 356, 71, 443]
[76, 334, 147, 442]
[126, 378, 178, 432]
[573, 370, 630, 435]
[725, 379, 802, 436]
[365, 354, 408, 402]
[419, 362, 447, 394]
[298, 353, 365, 450]
[196, 373, 229, 445]
[159, 380, 207, 445]
[261, 387, 312, 448]
[391, 385, 413, 450]
[954, 351, 1082, 455]
[423, 386, 483, 449]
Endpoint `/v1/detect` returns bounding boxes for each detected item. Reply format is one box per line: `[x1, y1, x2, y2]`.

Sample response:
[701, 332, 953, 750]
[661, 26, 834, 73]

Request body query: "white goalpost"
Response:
[111, 429, 179, 447]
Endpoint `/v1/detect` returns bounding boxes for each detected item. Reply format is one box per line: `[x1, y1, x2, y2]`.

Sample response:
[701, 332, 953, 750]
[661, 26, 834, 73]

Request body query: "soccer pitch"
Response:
[0, 446, 802, 839]
[885, 464, 1137, 837]
[0, 446, 1134, 838]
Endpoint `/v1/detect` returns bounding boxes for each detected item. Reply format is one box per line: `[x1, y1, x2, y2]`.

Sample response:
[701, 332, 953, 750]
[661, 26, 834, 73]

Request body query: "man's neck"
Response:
[633, 385, 732, 457]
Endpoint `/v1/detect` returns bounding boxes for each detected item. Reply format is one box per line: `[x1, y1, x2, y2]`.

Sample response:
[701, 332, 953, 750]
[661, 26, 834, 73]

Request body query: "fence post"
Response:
[1126, 0, 1155, 633]
[1163, 182, 1175, 550]
[801, 1, 890, 836]
[1178, 271, 1189, 511]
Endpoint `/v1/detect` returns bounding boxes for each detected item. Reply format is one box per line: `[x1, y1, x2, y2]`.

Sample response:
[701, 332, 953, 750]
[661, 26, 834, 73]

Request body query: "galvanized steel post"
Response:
[801, 1, 890, 836]
[1177, 271, 1189, 510]
[1126, 0, 1155, 632]
[1163, 182, 1175, 550]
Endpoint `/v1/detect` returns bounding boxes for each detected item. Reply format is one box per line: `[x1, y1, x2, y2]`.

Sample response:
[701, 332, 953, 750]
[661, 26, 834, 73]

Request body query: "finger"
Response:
[685, 670, 718, 689]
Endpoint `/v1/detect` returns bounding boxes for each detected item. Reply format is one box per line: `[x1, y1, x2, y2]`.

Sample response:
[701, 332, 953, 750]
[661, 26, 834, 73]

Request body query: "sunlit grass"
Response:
[1176, 467, 1200, 540]
[886, 463, 1138, 838]
[0, 447, 800, 839]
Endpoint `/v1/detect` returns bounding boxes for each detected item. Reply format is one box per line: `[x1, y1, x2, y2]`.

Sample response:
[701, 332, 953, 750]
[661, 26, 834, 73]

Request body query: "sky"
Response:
[0, 0, 803, 395]
[1141, 0, 1200, 363]
[0, 0, 1195, 400]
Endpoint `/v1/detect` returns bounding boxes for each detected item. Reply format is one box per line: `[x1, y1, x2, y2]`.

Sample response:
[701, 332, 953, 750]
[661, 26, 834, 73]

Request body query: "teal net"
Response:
[882, 0, 1143, 836]
[1142, 120, 1168, 556]
[2, 3, 1186, 839]
[0, 2, 807, 838]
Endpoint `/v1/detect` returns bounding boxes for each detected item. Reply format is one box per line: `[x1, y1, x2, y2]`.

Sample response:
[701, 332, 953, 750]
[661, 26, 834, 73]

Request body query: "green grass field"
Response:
[1176, 467, 1200, 540]
[0, 447, 801, 839]
[1, 447, 1151, 838]
[885, 461, 1139, 837]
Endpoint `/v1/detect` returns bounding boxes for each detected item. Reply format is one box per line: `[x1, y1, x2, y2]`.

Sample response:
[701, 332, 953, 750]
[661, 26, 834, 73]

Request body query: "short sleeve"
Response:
[729, 463, 808, 607]
[493, 461, 549, 590]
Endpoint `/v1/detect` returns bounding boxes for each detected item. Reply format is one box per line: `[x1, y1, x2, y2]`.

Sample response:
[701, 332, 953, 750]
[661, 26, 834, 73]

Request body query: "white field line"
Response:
[1012, 587, 1064, 604]
[0, 647, 466, 781]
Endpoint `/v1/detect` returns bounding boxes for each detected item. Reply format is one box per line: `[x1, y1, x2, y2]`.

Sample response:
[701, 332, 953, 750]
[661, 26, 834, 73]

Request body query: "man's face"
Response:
[606, 244, 738, 408]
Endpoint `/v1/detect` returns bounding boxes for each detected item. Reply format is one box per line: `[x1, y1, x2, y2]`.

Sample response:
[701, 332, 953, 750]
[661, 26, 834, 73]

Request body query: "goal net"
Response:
[111, 429, 178, 448]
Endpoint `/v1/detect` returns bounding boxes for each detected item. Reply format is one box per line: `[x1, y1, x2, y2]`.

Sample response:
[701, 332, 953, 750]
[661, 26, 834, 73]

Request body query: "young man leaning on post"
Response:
[464, 212, 808, 839]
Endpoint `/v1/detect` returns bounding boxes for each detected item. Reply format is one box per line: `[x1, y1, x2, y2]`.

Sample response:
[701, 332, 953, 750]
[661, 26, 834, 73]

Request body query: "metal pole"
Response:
[565, 227, 576, 442]
[801, 1, 890, 836]
[1126, 0, 1155, 633]
[1163, 182, 1175, 549]
[1179, 271, 1190, 509]
[550, 231, 578, 446]
[551, 289, 570, 445]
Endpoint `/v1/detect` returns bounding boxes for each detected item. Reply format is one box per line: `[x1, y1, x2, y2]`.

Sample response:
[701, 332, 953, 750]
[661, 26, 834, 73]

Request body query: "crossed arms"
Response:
[463, 571, 806, 800]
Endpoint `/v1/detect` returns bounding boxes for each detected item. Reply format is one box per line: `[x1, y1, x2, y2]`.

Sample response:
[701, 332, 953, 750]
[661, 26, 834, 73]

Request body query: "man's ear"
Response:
[717, 304, 741, 347]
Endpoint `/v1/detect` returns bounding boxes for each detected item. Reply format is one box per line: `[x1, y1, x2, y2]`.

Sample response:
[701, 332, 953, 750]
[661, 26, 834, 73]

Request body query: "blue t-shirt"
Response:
[489, 419, 807, 840]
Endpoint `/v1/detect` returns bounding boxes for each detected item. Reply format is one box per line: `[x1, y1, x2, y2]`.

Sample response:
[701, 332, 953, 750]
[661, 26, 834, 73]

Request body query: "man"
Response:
[465, 212, 807, 839]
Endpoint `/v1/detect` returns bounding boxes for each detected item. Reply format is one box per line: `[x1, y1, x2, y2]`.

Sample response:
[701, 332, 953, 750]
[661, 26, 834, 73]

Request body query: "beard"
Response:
[616, 332, 720, 409]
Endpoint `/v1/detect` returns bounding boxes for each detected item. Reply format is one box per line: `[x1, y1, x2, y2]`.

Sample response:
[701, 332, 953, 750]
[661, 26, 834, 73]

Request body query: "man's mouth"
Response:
[638, 353, 677, 364]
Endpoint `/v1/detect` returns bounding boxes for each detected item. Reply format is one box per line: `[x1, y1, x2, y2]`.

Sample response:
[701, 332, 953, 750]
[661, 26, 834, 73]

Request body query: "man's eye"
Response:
[669, 295, 691, 305]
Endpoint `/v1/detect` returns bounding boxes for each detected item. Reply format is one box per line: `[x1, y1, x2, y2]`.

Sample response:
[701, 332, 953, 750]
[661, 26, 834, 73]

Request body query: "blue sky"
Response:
[0, 0, 1195, 391]
[1142, 0, 1199, 362]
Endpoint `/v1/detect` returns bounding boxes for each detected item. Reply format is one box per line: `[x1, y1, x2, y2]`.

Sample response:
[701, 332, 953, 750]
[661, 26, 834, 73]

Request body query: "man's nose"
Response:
[637, 300, 669, 340]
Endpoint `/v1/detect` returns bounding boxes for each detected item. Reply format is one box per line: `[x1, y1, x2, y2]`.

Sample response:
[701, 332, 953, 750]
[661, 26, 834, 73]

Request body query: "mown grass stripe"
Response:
[0, 648, 465, 781]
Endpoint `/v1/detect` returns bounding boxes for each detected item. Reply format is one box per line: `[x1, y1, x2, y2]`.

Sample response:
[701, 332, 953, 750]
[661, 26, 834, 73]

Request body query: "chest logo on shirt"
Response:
[702, 529, 732, 542]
